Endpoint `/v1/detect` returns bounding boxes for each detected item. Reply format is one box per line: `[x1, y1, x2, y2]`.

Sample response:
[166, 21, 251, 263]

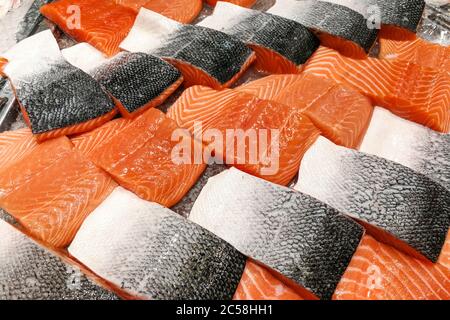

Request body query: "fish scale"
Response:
[0, 220, 118, 300]
[268, 0, 379, 57]
[69, 187, 247, 300]
[198, 2, 319, 73]
[295, 137, 450, 263]
[360, 107, 450, 192]
[190, 168, 364, 300]
[371, 0, 426, 33]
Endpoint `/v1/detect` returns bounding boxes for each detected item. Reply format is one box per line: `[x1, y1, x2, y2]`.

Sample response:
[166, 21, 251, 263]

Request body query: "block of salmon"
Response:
[1, 31, 117, 142]
[68, 187, 247, 300]
[40, 0, 137, 57]
[88, 108, 206, 207]
[236, 73, 374, 149]
[167, 86, 321, 186]
[324, 0, 426, 39]
[71, 118, 133, 157]
[62, 43, 183, 118]
[114, 0, 203, 23]
[379, 37, 450, 72]
[0, 128, 37, 169]
[120, 8, 256, 89]
[267, 0, 378, 58]
[190, 168, 364, 300]
[303, 46, 450, 133]
[360, 107, 450, 192]
[206, 0, 256, 7]
[234, 260, 306, 300]
[0, 136, 117, 248]
[0, 220, 118, 300]
[334, 235, 450, 300]
[198, 2, 319, 74]
[295, 136, 450, 262]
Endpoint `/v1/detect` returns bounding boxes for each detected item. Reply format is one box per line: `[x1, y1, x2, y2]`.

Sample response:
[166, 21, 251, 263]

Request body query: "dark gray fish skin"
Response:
[16, 61, 115, 134]
[92, 52, 182, 114]
[68, 188, 246, 300]
[153, 25, 254, 84]
[371, 0, 426, 33]
[189, 168, 364, 300]
[203, 8, 320, 66]
[0, 220, 118, 300]
[269, 0, 379, 54]
[296, 137, 450, 263]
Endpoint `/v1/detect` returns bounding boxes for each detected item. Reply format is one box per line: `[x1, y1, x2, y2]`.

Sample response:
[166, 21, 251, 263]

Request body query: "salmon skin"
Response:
[114, 0, 203, 23]
[0, 220, 118, 300]
[325, 0, 426, 39]
[68, 187, 247, 300]
[190, 168, 364, 300]
[334, 235, 450, 300]
[360, 107, 450, 192]
[303, 46, 450, 133]
[0, 136, 117, 248]
[267, 0, 378, 58]
[88, 108, 207, 207]
[295, 136, 450, 262]
[120, 8, 256, 89]
[236, 73, 374, 149]
[167, 86, 321, 186]
[62, 43, 183, 118]
[379, 37, 450, 72]
[198, 2, 319, 74]
[40, 0, 137, 57]
[1, 31, 117, 141]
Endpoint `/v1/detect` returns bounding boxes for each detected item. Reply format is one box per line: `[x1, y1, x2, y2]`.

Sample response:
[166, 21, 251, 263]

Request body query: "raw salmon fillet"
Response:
[236, 73, 373, 149]
[198, 2, 320, 74]
[333, 235, 450, 300]
[379, 37, 450, 72]
[268, 0, 378, 59]
[1, 31, 117, 141]
[120, 8, 256, 89]
[71, 118, 133, 157]
[206, 0, 256, 7]
[168, 86, 321, 186]
[0, 137, 117, 248]
[234, 261, 305, 300]
[89, 109, 206, 207]
[0, 128, 37, 169]
[303, 46, 450, 133]
[40, 0, 136, 57]
[62, 43, 183, 119]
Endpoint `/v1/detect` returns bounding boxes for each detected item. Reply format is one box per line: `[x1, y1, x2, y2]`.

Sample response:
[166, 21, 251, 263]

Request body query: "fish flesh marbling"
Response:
[295, 136, 450, 262]
[190, 168, 364, 300]
[198, 1, 319, 74]
[68, 187, 247, 300]
[120, 8, 256, 89]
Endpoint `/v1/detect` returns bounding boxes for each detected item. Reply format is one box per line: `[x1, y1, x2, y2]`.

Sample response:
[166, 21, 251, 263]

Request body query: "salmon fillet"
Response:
[334, 235, 450, 300]
[206, 0, 256, 7]
[234, 261, 305, 300]
[120, 8, 256, 89]
[379, 38, 450, 73]
[1, 31, 117, 141]
[89, 109, 206, 207]
[198, 2, 319, 74]
[40, 0, 136, 57]
[0, 128, 37, 169]
[0, 137, 117, 248]
[236, 73, 373, 149]
[303, 46, 450, 133]
[168, 86, 320, 186]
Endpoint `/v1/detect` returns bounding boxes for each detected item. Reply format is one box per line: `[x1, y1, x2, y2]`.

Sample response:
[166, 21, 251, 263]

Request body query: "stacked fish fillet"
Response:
[0, 0, 449, 300]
